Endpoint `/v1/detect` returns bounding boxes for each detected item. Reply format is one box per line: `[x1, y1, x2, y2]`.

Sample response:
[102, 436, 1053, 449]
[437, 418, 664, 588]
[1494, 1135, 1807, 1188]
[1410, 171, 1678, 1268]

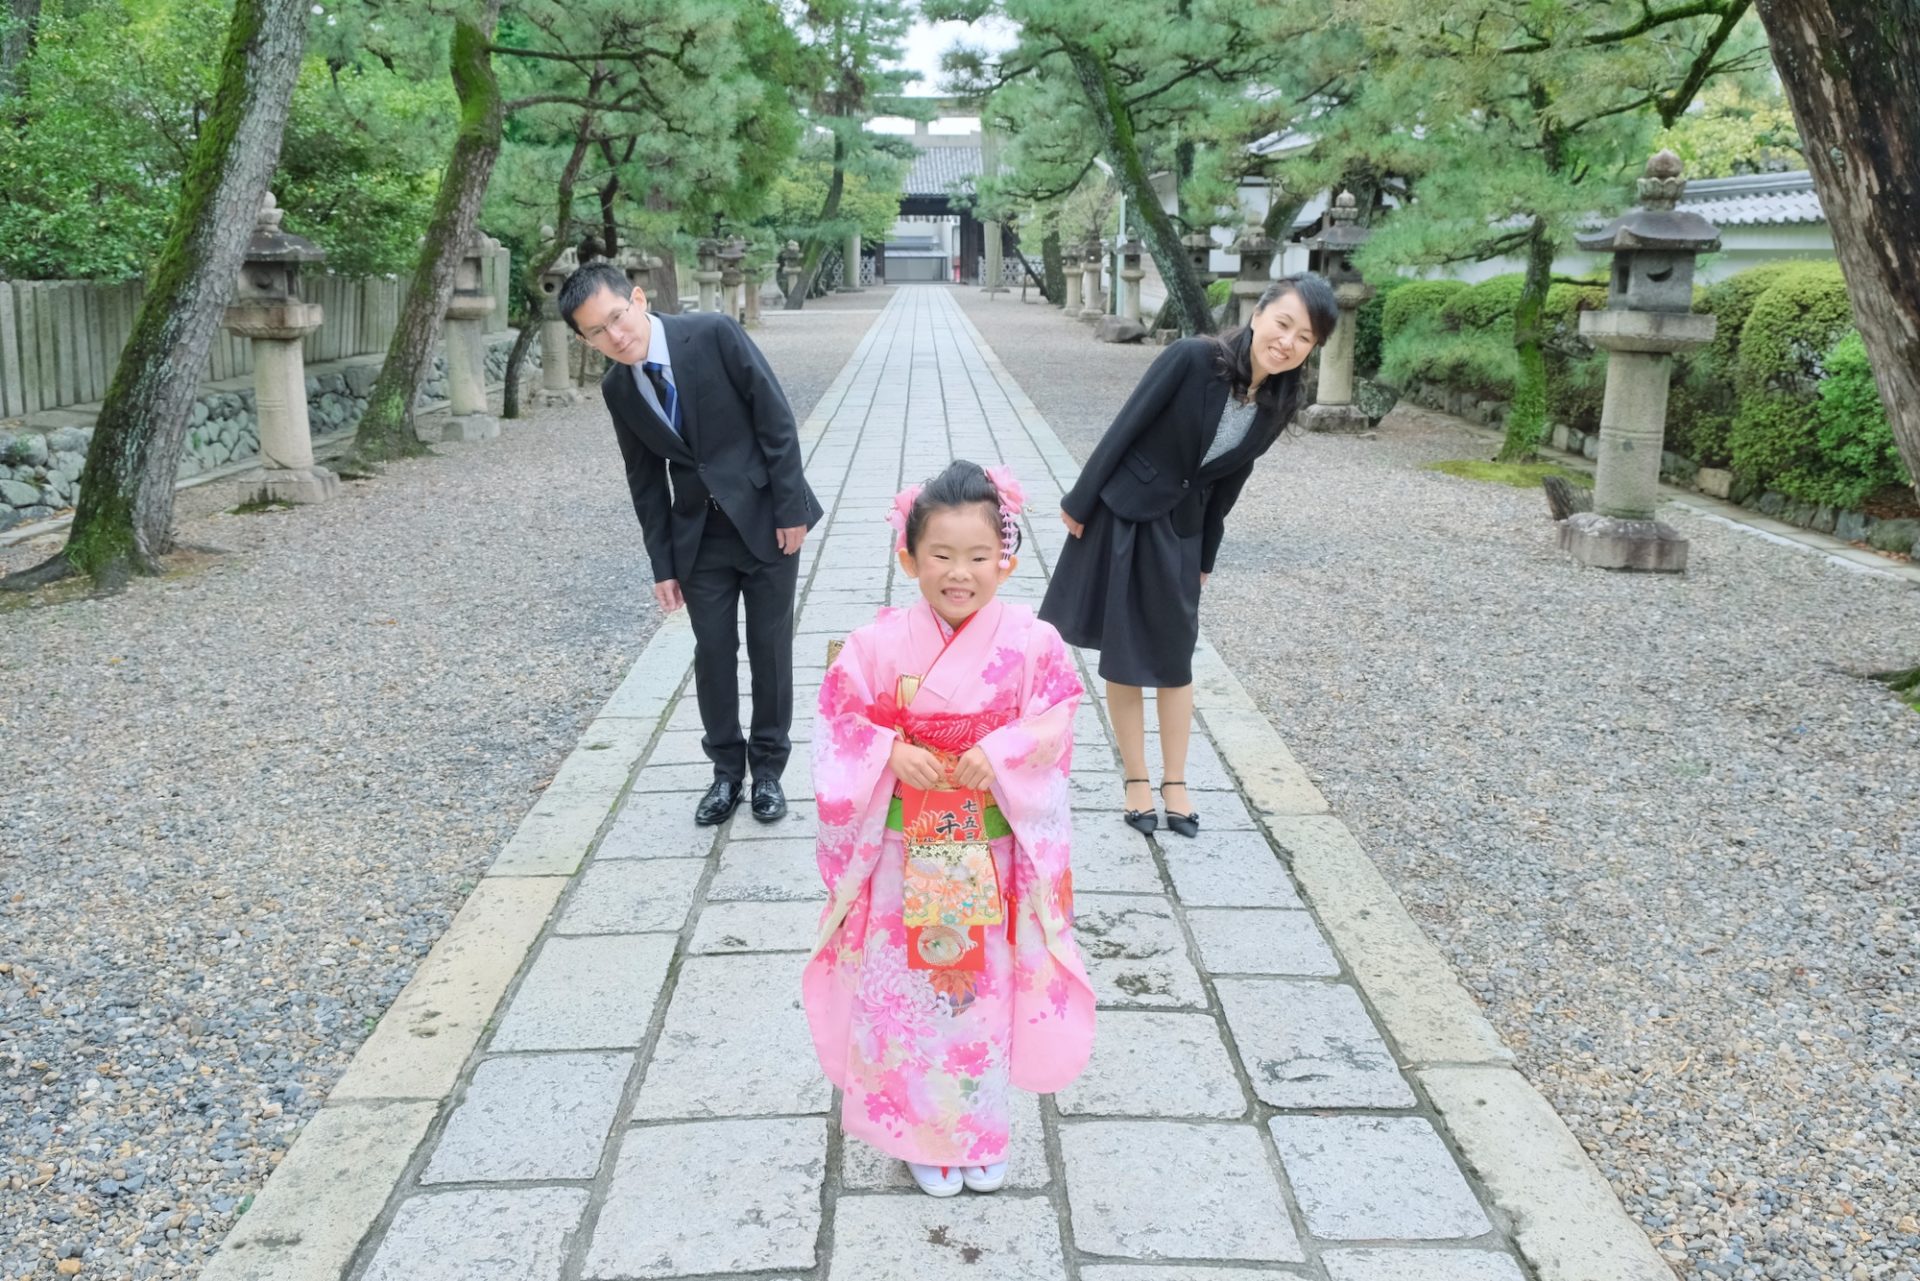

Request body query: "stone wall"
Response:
[0, 332, 532, 533]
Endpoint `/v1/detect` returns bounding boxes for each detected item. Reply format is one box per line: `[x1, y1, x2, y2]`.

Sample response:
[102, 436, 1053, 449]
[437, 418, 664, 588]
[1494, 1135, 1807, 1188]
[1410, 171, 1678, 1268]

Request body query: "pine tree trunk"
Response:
[3, 0, 307, 592]
[503, 124, 592, 419]
[1499, 221, 1556, 462]
[500, 286, 538, 420]
[787, 134, 848, 311]
[1064, 43, 1213, 335]
[2, 0, 42, 103]
[1041, 229, 1065, 305]
[347, 1, 504, 466]
[1755, 0, 1920, 497]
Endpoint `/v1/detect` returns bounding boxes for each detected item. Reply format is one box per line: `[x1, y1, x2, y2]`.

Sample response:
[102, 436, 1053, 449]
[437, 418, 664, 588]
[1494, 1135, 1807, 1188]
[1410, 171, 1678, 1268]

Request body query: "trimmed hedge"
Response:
[1441, 274, 1528, 333]
[1806, 332, 1909, 507]
[1728, 263, 1857, 491]
[1381, 280, 1466, 342]
[1354, 276, 1411, 376]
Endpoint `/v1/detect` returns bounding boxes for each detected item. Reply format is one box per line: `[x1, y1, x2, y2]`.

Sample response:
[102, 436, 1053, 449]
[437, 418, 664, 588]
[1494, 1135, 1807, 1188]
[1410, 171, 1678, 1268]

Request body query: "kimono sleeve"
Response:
[811, 629, 898, 900]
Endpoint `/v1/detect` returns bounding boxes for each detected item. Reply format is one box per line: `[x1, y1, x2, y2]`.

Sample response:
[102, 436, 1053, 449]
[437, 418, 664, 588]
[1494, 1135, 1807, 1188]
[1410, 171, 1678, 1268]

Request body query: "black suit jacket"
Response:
[1060, 336, 1291, 573]
[601, 311, 824, 583]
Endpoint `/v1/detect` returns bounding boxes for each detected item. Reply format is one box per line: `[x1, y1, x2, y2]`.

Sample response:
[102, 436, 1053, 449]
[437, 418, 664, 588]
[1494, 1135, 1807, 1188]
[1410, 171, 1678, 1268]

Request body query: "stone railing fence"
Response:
[0, 248, 513, 422]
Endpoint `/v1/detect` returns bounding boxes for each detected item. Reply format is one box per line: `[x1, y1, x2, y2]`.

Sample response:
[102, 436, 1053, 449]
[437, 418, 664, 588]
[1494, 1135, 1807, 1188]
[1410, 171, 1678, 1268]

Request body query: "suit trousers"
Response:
[682, 506, 800, 783]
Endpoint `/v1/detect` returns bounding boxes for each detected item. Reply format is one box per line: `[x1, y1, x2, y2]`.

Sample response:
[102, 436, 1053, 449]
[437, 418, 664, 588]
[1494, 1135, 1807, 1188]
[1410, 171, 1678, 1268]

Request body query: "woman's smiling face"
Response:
[1249, 290, 1317, 378]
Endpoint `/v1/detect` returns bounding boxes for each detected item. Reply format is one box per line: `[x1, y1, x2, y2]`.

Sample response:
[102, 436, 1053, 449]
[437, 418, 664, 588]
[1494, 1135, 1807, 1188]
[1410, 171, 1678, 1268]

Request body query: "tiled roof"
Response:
[904, 145, 984, 198]
[1673, 170, 1824, 226]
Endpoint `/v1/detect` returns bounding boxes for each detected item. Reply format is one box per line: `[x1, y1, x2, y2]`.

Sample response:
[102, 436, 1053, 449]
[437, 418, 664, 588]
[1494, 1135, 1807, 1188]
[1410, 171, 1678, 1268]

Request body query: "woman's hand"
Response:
[1200, 572, 1210, 588]
[1060, 509, 1085, 539]
[951, 746, 995, 792]
[889, 740, 948, 791]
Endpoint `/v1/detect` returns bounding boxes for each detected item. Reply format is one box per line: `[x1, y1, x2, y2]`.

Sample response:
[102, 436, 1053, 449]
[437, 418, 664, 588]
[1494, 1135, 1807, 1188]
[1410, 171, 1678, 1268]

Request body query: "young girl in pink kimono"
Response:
[804, 460, 1097, 1198]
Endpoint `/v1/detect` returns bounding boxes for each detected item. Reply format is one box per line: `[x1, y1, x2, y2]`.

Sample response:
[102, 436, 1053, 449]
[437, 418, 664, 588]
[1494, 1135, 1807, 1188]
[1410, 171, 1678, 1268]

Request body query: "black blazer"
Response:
[1060, 337, 1290, 574]
[601, 311, 824, 583]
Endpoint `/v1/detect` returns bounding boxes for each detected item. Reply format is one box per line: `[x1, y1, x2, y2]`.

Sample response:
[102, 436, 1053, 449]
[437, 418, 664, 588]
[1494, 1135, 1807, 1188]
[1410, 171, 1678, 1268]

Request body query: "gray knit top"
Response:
[1202, 396, 1260, 467]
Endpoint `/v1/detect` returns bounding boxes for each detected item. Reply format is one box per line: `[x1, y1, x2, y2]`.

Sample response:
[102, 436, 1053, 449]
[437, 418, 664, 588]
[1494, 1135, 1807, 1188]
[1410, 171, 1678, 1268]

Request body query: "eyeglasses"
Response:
[582, 301, 636, 342]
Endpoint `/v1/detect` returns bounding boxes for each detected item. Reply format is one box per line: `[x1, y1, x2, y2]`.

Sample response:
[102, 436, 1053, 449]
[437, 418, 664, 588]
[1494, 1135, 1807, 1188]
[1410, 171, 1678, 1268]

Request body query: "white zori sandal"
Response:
[963, 1163, 1008, 1192]
[907, 1162, 964, 1197]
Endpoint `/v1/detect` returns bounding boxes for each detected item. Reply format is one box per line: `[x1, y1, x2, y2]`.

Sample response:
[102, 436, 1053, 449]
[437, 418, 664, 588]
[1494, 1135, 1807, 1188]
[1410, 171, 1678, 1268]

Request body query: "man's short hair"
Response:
[558, 261, 636, 334]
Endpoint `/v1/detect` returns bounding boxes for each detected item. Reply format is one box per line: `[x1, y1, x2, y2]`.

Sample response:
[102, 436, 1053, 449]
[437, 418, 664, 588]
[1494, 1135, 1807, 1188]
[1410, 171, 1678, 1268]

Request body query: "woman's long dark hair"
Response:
[1206, 274, 1340, 425]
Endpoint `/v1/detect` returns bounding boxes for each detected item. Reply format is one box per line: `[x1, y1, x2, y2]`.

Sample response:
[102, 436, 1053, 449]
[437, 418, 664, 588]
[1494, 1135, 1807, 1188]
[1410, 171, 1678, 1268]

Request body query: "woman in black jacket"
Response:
[1040, 274, 1338, 837]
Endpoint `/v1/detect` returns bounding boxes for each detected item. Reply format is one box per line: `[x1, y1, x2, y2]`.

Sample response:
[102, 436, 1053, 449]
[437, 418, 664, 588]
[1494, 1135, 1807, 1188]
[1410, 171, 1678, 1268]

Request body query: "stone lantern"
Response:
[1559, 150, 1719, 572]
[1079, 237, 1105, 322]
[742, 242, 771, 329]
[1182, 231, 1216, 284]
[1229, 223, 1275, 327]
[619, 247, 661, 294]
[840, 228, 864, 292]
[1119, 239, 1146, 324]
[718, 236, 747, 322]
[1061, 243, 1084, 315]
[223, 192, 338, 504]
[535, 228, 581, 407]
[779, 240, 804, 302]
[694, 238, 724, 314]
[1300, 191, 1376, 435]
[440, 232, 501, 442]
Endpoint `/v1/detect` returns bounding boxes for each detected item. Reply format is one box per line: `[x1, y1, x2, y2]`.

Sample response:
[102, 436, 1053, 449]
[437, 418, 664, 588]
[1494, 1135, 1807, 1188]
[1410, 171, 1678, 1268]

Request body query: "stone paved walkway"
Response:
[207, 288, 1593, 1280]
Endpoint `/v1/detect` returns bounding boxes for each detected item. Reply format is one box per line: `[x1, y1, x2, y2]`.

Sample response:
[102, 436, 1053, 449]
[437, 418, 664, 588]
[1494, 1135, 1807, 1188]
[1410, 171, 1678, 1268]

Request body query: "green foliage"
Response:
[1666, 262, 1800, 463]
[1441, 275, 1527, 333]
[1794, 331, 1910, 507]
[1380, 316, 1518, 399]
[1653, 80, 1804, 178]
[1380, 280, 1465, 342]
[1353, 276, 1410, 375]
[1205, 278, 1232, 307]
[1728, 262, 1854, 487]
[0, 0, 230, 279]
[1425, 459, 1592, 489]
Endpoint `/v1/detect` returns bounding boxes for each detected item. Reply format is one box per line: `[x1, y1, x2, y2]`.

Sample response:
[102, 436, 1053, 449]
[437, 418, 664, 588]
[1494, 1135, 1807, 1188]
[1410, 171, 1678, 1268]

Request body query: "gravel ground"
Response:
[956, 289, 1920, 1281]
[0, 292, 884, 1280]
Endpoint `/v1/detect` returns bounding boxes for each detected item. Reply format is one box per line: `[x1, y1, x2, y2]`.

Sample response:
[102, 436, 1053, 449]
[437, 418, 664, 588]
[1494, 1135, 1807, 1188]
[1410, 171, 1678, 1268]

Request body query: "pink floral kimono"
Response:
[804, 596, 1096, 1166]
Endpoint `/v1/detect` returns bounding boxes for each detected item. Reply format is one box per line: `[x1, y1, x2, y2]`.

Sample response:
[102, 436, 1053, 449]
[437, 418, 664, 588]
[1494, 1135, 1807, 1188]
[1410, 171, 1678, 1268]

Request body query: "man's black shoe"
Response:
[750, 778, 788, 823]
[695, 778, 743, 826]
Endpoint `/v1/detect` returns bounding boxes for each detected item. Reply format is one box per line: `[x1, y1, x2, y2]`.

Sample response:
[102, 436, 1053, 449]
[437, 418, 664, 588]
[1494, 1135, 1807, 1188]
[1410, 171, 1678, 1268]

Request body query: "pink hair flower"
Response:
[885, 482, 924, 552]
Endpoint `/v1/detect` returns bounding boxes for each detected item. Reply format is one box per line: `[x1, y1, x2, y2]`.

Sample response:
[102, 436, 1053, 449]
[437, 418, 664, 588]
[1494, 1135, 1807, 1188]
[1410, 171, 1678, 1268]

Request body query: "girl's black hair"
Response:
[905, 460, 1023, 557]
[1205, 273, 1341, 424]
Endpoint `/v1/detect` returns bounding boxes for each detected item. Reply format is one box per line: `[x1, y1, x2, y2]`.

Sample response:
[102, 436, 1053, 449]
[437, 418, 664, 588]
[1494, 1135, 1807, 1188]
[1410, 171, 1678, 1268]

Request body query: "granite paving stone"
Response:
[689, 899, 820, 953]
[1187, 908, 1341, 976]
[584, 1118, 825, 1278]
[829, 1194, 1067, 1281]
[1271, 1115, 1493, 1240]
[1055, 1012, 1246, 1118]
[1163, 829, 1305, 907]
[489, 934, 677, 1052]
[422, 1052, 631, 1183]
[1216, 978, 1415, 1108]
[1070, 821, 1166, 894]
[555, 859, 704, 934]
[1060, 1121, 1304, 1261]
[1321, 1249, 1527, 1281]
[361, 1187, 589, 1281]
[1074, 894, 1207, 1009]
[633, 953, 829, 1117]
[706, 838, 825, 900]
[595, 792, 719, 860]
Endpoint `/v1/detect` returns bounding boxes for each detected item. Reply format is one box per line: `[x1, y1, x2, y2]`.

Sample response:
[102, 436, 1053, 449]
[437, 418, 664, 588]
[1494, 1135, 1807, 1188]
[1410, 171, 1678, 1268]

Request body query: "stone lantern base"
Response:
[238, 464, 341, 507]
[438, 413, 500, 443]
[539, 388, 587, 409]
[1558, 511, 1688, 572]
[1299, 402, 1371, 434]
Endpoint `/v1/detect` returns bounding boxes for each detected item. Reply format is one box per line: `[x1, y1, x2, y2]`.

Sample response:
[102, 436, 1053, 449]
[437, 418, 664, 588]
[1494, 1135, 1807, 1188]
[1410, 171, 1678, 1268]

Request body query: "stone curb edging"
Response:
[195, 351, 865, 1281]
[947, 303, 1674, 1281]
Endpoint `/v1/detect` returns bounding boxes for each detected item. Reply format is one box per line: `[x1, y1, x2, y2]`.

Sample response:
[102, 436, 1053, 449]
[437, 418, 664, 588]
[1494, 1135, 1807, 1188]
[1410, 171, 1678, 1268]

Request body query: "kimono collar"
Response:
[907, 596, 1006, 708]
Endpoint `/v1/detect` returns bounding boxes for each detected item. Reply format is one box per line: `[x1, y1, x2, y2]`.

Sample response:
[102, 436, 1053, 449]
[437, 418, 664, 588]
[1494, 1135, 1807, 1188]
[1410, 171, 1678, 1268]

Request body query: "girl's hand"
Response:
[951, 746, 995, 792]
[1060, 509, 1085, 539]
[890, 740, 947, 790]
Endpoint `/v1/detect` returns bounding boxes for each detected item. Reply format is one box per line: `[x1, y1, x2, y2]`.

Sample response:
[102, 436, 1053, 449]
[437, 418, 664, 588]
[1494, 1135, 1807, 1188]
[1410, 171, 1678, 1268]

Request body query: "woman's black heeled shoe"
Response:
[1161, 781, 1200, 838]
[1122, 778, 1159, 833]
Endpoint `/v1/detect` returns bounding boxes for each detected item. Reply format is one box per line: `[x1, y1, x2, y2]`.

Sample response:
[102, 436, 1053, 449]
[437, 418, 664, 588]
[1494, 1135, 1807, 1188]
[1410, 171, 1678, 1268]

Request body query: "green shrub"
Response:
[1354, 277, 1411, 376]
[1381, 280, 1466, 342]
[1380, 317, 1519, 399]
[1670, 262, 1804, 464]
[1789, 331, 1910, 506]
[1440, 274, 1527, 332]
[1727, 262, 1855, 487]
[1540, 282, 1609, 433]
[1206, 278, 1233, 307]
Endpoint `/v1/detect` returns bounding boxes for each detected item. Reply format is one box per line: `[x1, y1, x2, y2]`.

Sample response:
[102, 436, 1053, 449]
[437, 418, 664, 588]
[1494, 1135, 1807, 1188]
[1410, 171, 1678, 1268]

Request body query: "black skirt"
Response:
[1040, 504, 1203, 688]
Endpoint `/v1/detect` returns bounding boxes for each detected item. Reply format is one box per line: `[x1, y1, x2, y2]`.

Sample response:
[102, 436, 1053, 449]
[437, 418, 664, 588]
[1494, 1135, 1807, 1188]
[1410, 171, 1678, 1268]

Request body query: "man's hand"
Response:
[653, 580, 685, 613]
[889, 740, 947, 790]
[777, 525, 808, 555]
[1200, 572, 1210, 588]
[1060, 509, 1085, 539]
[951, 746, 995, 792]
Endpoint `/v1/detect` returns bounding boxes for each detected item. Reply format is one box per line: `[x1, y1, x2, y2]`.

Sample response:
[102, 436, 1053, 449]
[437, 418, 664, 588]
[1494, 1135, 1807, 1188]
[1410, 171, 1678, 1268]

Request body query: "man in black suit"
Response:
[559, 261, 823, 825]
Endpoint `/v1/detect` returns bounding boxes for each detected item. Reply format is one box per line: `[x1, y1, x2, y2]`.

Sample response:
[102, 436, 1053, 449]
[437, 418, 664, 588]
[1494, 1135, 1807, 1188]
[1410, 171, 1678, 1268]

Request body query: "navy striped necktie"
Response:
[641, 361, 681, 435]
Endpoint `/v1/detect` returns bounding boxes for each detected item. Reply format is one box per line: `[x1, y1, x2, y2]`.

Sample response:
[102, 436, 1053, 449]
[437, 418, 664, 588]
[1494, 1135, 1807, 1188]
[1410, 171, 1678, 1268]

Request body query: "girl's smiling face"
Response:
[899, 502, 1015, 627]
